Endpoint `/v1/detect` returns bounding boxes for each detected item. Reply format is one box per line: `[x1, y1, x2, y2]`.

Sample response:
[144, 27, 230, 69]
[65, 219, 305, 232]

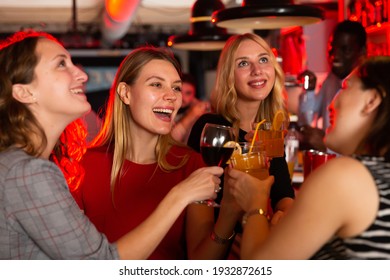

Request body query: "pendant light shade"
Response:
[167, 0, 232, 51]
[212, 0, 325, 30]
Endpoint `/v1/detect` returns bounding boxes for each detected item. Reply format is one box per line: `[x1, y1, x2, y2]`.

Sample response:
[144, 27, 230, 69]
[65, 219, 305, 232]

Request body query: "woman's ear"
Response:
[12, 84, 36, 104]
[363, 89, 382, 115]
[117, 82, 130, 105]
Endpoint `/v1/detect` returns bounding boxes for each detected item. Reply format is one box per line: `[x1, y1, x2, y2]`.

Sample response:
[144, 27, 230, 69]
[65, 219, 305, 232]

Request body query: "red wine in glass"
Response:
[198, 123, 235, 207]
[200, 146, 234, 167]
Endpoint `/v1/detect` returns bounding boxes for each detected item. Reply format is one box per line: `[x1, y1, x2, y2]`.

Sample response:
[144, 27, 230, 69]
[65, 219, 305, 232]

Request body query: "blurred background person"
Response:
[299, 20, 367, 151]
[297, 69, 317, 127]
[171, 73, 210, 143]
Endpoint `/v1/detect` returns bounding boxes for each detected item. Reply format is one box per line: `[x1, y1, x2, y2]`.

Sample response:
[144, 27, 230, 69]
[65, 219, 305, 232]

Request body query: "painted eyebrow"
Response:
[53, 54, 69, 60]
[235, 52, 269, 62]
[145, 75, 182, 84]
[50, 53, 71, 64]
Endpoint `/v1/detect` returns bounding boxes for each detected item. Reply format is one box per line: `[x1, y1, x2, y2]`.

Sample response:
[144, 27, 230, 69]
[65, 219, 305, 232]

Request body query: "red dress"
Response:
[72, 145, 205, 259]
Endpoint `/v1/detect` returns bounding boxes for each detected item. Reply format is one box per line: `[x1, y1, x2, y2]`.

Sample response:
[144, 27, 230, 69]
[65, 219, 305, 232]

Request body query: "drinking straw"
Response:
[249, 119, 266, 153]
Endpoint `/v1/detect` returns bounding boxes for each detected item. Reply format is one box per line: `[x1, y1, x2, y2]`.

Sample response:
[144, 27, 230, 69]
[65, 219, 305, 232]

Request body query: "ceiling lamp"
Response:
[212, 0, 325, 30]
[101, 0, 141, 47]
[167, 0, 232, 51]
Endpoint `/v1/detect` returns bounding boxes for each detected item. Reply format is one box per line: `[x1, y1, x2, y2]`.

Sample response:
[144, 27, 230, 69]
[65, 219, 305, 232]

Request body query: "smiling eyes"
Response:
[237, 61, 248, 67]
[150, 82, 182, 92]
[58, 58, 75, 69]
[237, 56, 269, 68]
[58, 59, 67, 68]
[259, 56, 269, 63]
[173, 85, 182, 92]
[151, 82, 162, 88]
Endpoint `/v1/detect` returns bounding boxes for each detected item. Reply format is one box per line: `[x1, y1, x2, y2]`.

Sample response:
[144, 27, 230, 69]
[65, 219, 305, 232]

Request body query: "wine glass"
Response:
[198, 123, 235, 207]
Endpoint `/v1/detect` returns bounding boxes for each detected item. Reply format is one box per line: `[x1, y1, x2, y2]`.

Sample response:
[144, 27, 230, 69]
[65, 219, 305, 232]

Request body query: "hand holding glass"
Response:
[230, 142, 269, 180]
[199, 123, 235, 207]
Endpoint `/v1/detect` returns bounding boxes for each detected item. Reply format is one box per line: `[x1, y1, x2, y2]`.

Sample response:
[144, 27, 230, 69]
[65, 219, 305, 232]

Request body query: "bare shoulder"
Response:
[305, 156, 379, 237]
[299, 156, 373, 200]
[310, 156, 374, 184]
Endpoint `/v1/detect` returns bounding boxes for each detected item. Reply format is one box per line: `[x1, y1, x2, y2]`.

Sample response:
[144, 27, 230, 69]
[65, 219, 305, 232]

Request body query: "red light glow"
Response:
[105, 0, 139, 22]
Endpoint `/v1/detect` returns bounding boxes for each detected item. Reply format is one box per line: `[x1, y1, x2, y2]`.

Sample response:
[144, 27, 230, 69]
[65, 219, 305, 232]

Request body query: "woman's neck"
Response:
[34, 113, 73, 159]
[34, 128, 63, 160]
[126, 131, 159, 164]
[236, 100, 261, 132]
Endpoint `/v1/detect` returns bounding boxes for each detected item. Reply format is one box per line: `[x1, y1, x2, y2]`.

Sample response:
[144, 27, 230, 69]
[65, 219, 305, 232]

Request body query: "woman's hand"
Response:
[300, 125, 326, 152]
[187, 101, 210, 119]
[270, 210, 285, 226]
[174, 166, 224, 205]
[244, 131, 255, 142]
[219, 168, 245, 216]
[225, 166, 274, 212]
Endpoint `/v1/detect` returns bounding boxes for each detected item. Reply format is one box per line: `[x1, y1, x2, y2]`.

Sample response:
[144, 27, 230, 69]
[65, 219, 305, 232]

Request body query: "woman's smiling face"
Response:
[233, 39, 275, 102]
[28, 38, 90, 124]
[126, 59, 182, 136]
[325, 71, 373, 155]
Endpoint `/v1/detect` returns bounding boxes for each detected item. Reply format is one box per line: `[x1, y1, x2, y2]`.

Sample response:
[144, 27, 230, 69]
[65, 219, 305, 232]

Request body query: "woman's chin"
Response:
[324, 135, 336, 152]
[155, 128, 172, 136]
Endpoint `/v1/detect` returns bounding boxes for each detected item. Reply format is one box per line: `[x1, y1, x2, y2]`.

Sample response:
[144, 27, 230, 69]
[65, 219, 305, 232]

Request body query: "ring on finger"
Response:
[214, 184, 222, 193]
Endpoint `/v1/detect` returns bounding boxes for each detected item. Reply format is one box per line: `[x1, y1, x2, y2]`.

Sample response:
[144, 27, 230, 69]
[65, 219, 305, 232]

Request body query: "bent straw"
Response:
[249, 119, 266, 153]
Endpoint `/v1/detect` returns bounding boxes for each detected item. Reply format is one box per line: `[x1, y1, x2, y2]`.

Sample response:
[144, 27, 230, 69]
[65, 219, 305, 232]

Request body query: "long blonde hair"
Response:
[211, 33, 287, 133]
[90, 46, 188, 192]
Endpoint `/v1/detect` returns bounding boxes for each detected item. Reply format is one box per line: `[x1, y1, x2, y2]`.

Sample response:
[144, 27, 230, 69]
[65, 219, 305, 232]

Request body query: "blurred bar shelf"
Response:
[366, 22, 390, 56]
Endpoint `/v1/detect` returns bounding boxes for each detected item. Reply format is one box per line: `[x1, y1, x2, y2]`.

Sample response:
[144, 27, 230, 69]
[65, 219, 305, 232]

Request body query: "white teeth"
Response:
[250, 81, 265, 86]
[333, 62, 342, 67]
[70, 88, 83, 94]
[153, 108, 173, 114]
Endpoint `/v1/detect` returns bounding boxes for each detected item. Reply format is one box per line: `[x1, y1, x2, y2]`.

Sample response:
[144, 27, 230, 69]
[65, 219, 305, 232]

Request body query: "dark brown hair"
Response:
[357, 56, 390, 159]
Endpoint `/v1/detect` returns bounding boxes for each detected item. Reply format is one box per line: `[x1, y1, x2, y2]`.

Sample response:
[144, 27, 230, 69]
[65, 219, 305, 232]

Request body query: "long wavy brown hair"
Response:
[0, 31, 50, 156]
[0, 31, 87, 190]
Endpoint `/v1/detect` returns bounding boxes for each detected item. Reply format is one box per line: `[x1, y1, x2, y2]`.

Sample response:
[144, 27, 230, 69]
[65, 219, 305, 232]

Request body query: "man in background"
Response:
[300, 20, 367, 151]
[171, 73, 210, 143]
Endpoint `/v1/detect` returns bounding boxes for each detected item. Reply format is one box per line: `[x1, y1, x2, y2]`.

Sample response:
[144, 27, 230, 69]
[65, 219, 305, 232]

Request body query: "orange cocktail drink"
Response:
[252, 110, 287, 159]
[258, 129, 284, 158]
[254, 122, 285, 158]
[230, 143, 269, 180]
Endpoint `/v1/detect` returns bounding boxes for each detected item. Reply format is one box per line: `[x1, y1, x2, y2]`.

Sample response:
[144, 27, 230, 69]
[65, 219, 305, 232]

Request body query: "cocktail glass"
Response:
[199, 123, 235, 207]
[230, 143, 269, 180]
[253, 122, 285, 158]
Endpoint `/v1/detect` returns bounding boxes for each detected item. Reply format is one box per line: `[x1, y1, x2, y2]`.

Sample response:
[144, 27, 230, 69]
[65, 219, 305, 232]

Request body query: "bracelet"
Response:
[242, 208, 269, 226]
[210, 230, 236, 245]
